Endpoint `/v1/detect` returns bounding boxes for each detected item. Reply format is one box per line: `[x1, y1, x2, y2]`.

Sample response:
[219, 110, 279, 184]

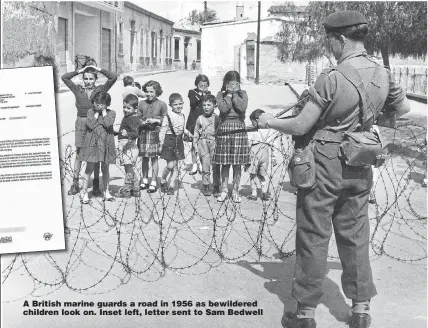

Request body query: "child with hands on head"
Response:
[193, 94, 220, 197]
[159, 93, 192, 195]
[78, 91, 116, 204]
[137, 80, 168, 193]
[116, 94, 143, 198]
[186, 74, 211, 175]
[61, 64, 117, 197]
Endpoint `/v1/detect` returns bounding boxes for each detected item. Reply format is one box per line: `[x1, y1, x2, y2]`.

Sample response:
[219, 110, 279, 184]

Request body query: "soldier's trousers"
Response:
[292, 141, 377, 307]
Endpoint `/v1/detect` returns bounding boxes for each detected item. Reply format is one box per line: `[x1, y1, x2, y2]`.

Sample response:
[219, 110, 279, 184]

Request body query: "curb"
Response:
[406, 93, 427, 104]
[57, 69, 178, 94]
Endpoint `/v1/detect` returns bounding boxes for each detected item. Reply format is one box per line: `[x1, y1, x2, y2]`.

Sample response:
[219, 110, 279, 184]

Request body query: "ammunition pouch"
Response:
[340, 129, 383, 167]
[288, 142, 317, 190]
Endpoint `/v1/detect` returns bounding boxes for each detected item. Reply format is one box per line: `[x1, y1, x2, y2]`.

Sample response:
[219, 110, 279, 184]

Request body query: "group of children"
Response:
[63, 66, 278, 204]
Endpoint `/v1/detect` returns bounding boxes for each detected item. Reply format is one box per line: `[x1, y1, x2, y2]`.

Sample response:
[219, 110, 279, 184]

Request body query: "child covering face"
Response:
[78, 91, 116, 204]
[61, 65, 117, 197]
[213, 71, 250, 203]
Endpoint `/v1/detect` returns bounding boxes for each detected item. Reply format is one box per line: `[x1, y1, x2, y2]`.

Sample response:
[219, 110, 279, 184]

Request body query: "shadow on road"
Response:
[236, 255, 351, 324]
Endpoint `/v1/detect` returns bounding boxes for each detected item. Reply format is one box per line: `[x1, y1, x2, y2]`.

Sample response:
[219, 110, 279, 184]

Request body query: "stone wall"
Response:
[2, 2, 60, 91]
[258, 42, 328, 85]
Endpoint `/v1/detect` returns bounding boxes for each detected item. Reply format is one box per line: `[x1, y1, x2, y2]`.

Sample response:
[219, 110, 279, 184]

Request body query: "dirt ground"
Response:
[1, 71, 426, 328]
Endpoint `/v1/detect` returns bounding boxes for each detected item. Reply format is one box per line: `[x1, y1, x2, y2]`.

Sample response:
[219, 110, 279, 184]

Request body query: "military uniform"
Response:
[267, 10, 410, 328]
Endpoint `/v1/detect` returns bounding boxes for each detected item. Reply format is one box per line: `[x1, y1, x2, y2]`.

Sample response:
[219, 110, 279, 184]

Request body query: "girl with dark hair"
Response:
[137, 80, 168, 193]
[214, 71, 250, 203]
[186, 74, 211, 175]
[79, 91, 117, 204]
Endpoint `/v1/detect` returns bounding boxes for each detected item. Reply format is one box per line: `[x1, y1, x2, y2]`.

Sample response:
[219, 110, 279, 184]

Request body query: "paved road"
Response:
[2, 71, 426, 328]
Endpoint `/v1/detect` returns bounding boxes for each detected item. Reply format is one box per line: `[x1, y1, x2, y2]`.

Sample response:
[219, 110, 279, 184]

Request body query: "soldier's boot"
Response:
[281, 315, 316, 328]
[350, 301, 371, 328]
[68, 178, 80, 195]
[92, 178, 103, 197]
[282, 304, 317, 328]
[349, 314, 371, 328]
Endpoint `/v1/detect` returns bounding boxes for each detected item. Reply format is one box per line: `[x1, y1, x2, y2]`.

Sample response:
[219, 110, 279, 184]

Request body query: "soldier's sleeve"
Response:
[308, 68, 337, 112]
[384, 70, 410, 118]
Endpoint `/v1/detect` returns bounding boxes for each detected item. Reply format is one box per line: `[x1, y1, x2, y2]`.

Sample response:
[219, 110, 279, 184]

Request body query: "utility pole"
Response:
[255, 1, 261, 84]
[204, 1, 207, 22]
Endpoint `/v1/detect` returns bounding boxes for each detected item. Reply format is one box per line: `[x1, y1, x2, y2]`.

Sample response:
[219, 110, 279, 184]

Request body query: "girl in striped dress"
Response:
[137, 81, 168, 193]
[214, 71, 250, 203]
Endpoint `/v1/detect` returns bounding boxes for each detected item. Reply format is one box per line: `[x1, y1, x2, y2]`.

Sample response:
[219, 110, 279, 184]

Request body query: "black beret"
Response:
[323, 10, 368, 32]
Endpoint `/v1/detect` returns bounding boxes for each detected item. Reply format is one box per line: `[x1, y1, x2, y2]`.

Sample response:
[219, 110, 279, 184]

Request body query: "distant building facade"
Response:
[119, 2, 174, 73]
[201, 3, 326, 84]
[1, 1, 175, 90]
[173, 22, 202, 70]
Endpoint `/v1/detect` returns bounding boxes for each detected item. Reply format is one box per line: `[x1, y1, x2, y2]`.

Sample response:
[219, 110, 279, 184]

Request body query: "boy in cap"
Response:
[256, 10, 410, 328]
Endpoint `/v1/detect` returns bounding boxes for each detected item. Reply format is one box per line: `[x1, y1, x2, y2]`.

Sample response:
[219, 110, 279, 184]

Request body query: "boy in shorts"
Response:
[117, 94, 143, 198]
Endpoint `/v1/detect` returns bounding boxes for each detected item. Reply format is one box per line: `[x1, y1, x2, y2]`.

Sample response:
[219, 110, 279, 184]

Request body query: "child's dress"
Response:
[159, 111, 188, 161]
[137, 98, 168, 157]
[78, 108, 116, 164]
[213, 90, 250, 165]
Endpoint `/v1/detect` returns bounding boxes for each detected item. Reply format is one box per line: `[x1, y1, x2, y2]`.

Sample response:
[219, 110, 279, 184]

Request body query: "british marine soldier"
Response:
[256, 10, 410, 328]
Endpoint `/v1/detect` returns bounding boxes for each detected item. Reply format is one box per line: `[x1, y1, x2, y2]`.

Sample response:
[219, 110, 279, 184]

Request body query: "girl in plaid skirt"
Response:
[214, 71, 250, 203]
[137, 81, 168, 193]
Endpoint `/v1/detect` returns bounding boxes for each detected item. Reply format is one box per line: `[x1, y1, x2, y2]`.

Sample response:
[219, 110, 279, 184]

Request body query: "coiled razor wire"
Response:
[1, 121, 426, 298]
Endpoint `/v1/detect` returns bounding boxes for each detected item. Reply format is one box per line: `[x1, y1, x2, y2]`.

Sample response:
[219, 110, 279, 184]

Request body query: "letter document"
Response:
[0, 66, 65, 254]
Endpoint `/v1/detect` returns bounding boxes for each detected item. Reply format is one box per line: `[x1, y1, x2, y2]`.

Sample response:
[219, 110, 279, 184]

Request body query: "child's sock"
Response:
[260, 181, 267, 194]
[105, 189, 113, 199]
[250, 175, 257, 196]
[161, 167, 171, 183]
[141, 178, 148, 185]
[82, 192, 89, 202]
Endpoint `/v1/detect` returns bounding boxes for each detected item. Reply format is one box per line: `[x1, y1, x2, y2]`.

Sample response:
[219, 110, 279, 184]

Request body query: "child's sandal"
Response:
[140, 183, 149, 190]
[232, 192, 241, 204]
[80, 193, 90, 205]
[147, 185, 157, 193]
[103, 194, 116, 202]
[160, 182, 168, 193]
[217, 191, 228, 202]
[260, 193, 270, 201]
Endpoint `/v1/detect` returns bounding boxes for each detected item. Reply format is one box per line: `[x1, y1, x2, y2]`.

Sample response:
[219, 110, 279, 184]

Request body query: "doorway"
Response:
[101, 28, 111, 70]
